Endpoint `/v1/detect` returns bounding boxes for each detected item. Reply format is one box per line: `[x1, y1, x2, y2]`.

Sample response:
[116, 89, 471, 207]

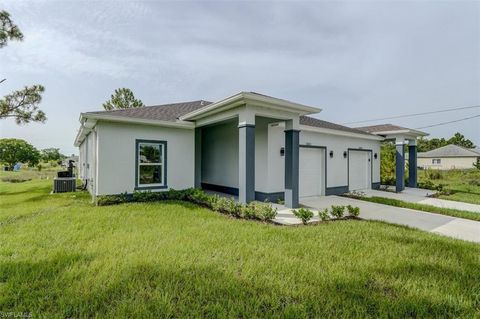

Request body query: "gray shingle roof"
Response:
[86, 100, 213, 122]
[418, 144, 480, 158]
[355, 123, 409, 133]
[300, 116, 374, 136]
[85, 100, 374, 136]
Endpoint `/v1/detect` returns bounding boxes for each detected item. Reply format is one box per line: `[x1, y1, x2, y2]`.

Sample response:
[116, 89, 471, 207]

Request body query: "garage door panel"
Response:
[299, 147, 325, 197]
[348, 150, 371, 191]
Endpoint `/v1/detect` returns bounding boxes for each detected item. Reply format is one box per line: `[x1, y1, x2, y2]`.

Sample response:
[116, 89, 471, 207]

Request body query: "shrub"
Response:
[292, 207, 314, 225]
[97, 193, 130, 206]
[252, 202, 277, 221]
[239, 203, 256, 219]
[330, 205, 345, 219]
[418, 179, 435, 190]
[346, 205, 360, 217]
[318, 208, 330, 221]
[212, 196, 241, 216]
[426, 169, 442, 180]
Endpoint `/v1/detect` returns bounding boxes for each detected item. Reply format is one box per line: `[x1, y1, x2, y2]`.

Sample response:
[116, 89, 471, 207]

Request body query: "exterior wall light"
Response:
[343, 151, 347, 158]
[374, 153, 378, 159]
[329, 150, 334, 158]
[280, 147, 285, 156]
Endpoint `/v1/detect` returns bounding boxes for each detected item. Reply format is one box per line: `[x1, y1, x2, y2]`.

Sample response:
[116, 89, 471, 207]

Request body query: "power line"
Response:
[343, 105, 480, 125]
[414, 114, 480, 129]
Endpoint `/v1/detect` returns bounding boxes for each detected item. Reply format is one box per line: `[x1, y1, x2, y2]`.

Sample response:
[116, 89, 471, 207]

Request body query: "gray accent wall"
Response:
[238, 124, 255, 203]
[408, 145, 417, 188]
[284, 129, 300, 208]
[326, 186, 349, 195]
[396, 144, 405, 192]
[194, 127, 202, 188]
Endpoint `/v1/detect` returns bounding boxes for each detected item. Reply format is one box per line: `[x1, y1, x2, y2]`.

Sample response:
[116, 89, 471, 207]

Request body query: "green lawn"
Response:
[419, 169, 480, 205]
[1, 178, 480, 318]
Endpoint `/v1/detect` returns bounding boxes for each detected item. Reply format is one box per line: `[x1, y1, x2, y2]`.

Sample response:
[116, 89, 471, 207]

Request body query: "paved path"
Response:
[362, 187, 480, 213]
[273, 196, 480, 243]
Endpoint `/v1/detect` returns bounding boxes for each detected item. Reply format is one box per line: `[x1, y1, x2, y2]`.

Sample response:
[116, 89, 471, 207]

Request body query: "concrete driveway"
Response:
[273, 195, 480, 243]
[362, 187, 480, 213]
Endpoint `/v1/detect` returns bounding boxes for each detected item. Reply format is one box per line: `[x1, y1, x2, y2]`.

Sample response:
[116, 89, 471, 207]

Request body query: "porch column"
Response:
[395, 138, 405, 193]
[408, 139, 417, 188]
[238, 118, 255, 204]
[194, 127, 202, 188]
[284, 119, 300, 208]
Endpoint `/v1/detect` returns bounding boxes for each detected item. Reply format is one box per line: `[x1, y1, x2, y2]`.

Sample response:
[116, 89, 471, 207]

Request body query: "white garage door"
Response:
[299, 147, 325, 197]
[348, 150, 371, 191]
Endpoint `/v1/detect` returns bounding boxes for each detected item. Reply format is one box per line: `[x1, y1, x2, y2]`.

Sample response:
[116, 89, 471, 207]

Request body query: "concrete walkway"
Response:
[361, 187, 480, 213]
[273, 196, 480, 243]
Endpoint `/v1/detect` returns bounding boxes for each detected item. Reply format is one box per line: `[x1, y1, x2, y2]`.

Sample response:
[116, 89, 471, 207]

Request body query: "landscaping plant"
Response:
[330, 205, 345, 219]
[292, 207, 314, 224]
[346, 205, 360, 217]
[318, 208, 330, 221]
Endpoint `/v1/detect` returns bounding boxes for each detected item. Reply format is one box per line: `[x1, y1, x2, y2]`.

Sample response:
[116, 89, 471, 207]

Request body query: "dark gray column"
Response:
[408, 144, 417, 188]
[285, 129, 300, 208]
[194, 128, 202, 188]
[396, 143, 405, 192]
[239, 124, 255, 203]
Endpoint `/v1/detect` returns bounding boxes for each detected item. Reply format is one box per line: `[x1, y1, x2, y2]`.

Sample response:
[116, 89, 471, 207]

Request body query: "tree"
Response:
[0, 85, 46, 124]
[103, 88, 144, 111]
[447, 132, 475, 149]
[0, 138, 41, 169]
[41, 148, 65, 162]
[0, 10, 46, 124]
[380, 142, 396, 185]
[0, 10, 23, 48]
[417, 133, 476, 152]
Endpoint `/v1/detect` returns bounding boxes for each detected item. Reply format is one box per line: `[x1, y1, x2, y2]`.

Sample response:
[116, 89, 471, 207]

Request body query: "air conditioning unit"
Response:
[53, 178, 76, 193]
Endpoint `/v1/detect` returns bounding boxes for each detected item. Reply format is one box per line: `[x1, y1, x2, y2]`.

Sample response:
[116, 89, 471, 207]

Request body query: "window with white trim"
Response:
[136, 141, 166, 187]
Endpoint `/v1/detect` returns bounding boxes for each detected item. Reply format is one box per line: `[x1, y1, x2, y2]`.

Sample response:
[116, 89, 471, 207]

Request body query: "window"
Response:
[136, 140, 167, 189]
[432, 158, 441, 165]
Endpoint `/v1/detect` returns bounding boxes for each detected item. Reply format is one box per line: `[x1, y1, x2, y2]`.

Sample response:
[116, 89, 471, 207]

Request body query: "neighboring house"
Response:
[74, 92, 425, 207]
[418, 144, 480, 170]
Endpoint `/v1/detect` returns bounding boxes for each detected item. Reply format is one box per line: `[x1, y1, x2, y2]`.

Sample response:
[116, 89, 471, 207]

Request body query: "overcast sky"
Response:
[1, 0, 479, 155]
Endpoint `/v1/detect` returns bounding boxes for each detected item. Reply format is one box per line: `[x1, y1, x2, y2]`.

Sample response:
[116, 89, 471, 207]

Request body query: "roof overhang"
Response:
[300, 124, 384, 141]
[370, 128, 429, 140]
[73, 112, 195, 147]
[180, 92, 321, 121]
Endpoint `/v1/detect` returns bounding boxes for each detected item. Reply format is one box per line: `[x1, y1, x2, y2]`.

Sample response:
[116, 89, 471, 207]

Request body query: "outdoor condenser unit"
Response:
[53, 178, 76, 193]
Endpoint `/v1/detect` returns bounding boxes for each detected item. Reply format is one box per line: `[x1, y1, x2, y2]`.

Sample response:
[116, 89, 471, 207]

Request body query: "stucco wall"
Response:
[201, 121, 239, 188]
[78, 130, 97, 195]
[418, 157, 478, 170]
[95, 121, 194, 195]
[267, 123, 381, 193]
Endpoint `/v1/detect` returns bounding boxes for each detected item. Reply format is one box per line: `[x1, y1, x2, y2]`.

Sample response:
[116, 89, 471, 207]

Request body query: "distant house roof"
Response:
[355, 123, 428, 137]
[84, 100, 375, 136]
[418, 144, 480, 158]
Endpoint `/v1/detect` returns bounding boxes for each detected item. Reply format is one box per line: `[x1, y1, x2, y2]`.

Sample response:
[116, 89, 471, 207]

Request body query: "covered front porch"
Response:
[355, 124, 429, 193]
[180, 92, 321, 208]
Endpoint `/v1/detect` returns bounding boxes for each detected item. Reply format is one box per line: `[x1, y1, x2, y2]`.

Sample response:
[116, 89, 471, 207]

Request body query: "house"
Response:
[74, 92, 426, 207]
[417, 144, 480, 170]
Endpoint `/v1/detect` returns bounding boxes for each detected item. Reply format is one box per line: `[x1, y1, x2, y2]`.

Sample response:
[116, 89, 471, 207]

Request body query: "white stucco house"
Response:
[74, 92, 425, 208]
[418, 144, 480, 170]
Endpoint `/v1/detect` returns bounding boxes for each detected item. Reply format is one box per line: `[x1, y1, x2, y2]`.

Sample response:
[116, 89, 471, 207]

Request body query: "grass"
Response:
[347, 195, 480, 222]
[1, 176, 480, 318]
[419, 169, 480, 205]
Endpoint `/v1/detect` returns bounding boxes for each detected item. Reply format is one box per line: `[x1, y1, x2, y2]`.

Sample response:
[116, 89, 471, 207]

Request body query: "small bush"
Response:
[97, 193, 130, 206]
[212, 196, 241, 216]
[427, 170, 442, 180]
[418, 179, 435, 190]
[346, 205, 360, 217]
[318, 208, 330, 221]
[330, 205, 345, 219]
[292, 207, 314, 224]
[252, 202, 278, 221]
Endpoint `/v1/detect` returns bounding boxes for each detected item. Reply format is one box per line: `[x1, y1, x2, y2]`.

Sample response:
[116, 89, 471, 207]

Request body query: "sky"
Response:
[1, 0, 479, 155]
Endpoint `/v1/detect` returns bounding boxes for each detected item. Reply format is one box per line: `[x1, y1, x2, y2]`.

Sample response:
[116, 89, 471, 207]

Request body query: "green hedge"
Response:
[96, 188, 277, 222]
